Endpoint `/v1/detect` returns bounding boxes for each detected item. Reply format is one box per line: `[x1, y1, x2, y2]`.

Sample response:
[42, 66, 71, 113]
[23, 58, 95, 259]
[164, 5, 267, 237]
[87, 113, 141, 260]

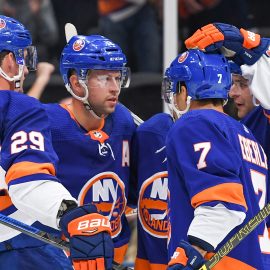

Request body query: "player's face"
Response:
[229, 75, 254, 119]
[174, 85, 187, 112]
[87, 70, 121, 116]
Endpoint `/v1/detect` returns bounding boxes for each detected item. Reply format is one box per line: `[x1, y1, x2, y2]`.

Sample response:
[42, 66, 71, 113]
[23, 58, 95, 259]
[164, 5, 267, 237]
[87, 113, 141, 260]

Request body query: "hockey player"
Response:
[0, 16, 114, 270]
[185, 23, 270, 110]
[42, 34, 136, 264]
[229, 62, 270, 167]
[132, 111, 173, 270]
[164, 49, 270, 269]
[186, 25, 270, 267]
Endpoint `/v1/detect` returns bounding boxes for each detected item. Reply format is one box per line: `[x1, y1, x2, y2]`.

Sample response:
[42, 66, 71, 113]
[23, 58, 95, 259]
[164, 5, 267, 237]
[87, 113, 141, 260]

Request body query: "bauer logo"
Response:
[73, 39, 85, 51]
[178, 51, 189, 63]
[0, 19, 6, 29]
[78, 172, 126, 238]
[138, 171, 169, 238]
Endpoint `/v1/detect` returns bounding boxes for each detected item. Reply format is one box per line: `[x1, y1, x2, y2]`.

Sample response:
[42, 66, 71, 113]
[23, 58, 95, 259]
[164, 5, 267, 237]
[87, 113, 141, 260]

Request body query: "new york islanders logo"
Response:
[0, 18, 6, 30]
[138, 171, 169, 238]
[73, 39, 85, 51]
[178, 51, 189, 63]
[78, 172, 126, 238]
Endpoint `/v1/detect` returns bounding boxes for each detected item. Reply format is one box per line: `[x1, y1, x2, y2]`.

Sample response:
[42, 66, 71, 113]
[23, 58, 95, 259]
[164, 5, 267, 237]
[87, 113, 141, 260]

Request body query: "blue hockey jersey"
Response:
[44, 102, 136, 264]
[242, 106, 270, 169]
[167, 109, 270, 269]
[0, 91, 63, 245]
[132, 113, 174, 270]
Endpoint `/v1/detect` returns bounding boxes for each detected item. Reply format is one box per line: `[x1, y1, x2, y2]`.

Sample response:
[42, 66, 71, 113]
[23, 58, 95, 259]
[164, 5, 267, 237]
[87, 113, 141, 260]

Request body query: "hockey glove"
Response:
[185, 23, 270, 65]
[60, 204, 114, 270]
[168, 240, 205, 270]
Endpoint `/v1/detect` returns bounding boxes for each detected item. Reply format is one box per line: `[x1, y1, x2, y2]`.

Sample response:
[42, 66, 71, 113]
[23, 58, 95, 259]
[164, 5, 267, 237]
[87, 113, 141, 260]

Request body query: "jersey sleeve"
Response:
[1, 93, 59, 187]
[0, 92, 76, 229]
[241, 53, 270, 109]
[167, 115, 247, 213]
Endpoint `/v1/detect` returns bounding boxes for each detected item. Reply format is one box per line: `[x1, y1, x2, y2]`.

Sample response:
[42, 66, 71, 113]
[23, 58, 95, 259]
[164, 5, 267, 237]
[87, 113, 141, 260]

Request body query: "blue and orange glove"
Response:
[185, 23, 270, 65]
[60, 204, 114, 270]
[168, 240, 206, 270]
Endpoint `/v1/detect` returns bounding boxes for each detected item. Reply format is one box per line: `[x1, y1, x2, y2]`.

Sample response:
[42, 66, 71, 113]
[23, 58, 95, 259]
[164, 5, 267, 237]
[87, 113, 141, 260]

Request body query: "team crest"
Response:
[89, 130, 115, 159]
[73, 39, 85, 51]
[178, 51, 189, 63]
[138, 171, 169, 238]
[0, 18, 6, 29]
[78, 172, 127, 238]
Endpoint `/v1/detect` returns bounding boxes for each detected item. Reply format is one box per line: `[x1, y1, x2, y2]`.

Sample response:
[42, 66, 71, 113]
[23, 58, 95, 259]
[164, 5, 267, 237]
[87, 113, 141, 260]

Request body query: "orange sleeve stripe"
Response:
[191, 183, 247, 210]
[6, 161, 56, 185]
[114, 243, 128, 264]
[205, 252, 256, 269]
[0, 194, 13, 211]
[135, 258, 168, 270]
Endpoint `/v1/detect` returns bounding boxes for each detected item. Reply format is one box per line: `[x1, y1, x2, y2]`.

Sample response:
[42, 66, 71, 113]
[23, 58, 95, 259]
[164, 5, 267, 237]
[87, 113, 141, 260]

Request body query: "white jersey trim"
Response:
[9, 180, 77, 230]
[187, 203, 246, 249]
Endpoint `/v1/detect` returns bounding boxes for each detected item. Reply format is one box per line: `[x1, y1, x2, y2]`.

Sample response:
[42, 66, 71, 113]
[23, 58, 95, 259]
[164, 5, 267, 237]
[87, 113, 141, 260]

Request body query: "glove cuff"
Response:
[168, 247, 188, 266]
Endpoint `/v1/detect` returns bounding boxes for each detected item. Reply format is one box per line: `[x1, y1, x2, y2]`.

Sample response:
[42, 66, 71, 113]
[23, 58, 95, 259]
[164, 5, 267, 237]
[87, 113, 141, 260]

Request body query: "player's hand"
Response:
[168, 240, 205, 270]
[185, 23, 269, 65]
[60, 204, 114, 270]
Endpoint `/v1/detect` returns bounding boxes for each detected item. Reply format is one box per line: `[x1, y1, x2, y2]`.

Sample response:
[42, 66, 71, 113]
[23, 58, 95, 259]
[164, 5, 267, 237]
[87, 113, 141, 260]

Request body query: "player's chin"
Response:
[106, 101, 117, 111]
[237, 109, 246, 119]
[102, 105, 116, 115]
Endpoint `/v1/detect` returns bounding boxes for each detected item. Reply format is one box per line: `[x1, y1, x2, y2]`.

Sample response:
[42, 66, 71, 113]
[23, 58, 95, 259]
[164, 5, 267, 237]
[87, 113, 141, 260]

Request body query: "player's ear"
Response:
[69, 74, 84, 96]
[1, 52, 16, 76]
[180, 85, 188, 100]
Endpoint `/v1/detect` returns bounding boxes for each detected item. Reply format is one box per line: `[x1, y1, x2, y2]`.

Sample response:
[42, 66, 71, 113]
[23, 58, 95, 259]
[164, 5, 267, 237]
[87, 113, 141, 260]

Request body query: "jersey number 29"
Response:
[11, 131, 45, 154]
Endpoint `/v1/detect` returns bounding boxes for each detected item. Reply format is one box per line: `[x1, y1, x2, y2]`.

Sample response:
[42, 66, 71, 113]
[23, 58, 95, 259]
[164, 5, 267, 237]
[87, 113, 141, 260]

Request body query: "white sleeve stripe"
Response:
[187, 203, 246, 249]
[9, 180, 77, 229]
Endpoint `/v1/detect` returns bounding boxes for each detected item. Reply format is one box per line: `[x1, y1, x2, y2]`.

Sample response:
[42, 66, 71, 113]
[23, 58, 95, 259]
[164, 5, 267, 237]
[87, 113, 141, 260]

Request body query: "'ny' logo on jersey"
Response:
[78, 172, 126, 238]
[138, 172, 169, 238]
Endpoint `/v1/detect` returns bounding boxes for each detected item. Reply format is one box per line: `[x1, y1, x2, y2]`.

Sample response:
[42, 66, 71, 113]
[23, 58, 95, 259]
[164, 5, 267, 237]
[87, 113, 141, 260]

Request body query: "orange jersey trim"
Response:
[135, 258, 167, 270]
[0, 192, 13, 211]
[114, 243, 128, 264]
[205, 252, 256, 269]
[61, 103, 105, 132]
[6, 161, 56, 185]
[191, 183, 247, 210]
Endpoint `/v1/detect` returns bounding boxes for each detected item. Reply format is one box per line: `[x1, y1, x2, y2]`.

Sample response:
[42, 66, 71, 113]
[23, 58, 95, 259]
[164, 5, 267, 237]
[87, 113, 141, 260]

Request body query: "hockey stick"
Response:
[198, 202, 270, 270]
[65, 23, 78, 43]
[127, 109, 143, 126]
[0, 213, 132, 270]
[64, 23, 144, 127]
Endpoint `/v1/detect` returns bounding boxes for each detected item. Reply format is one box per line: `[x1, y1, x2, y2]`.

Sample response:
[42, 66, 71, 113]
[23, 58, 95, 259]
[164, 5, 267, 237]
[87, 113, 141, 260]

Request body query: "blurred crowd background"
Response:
[0, 0, 268, 120]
